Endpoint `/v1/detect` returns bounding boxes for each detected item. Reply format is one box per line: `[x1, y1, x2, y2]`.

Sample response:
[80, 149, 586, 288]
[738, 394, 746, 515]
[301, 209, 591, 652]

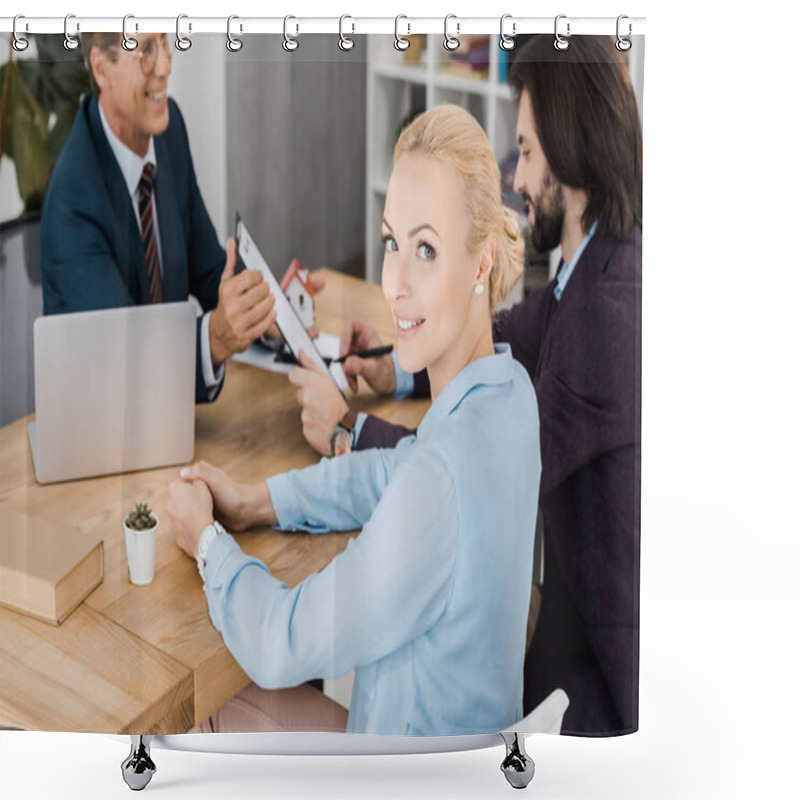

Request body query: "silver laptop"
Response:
[29, 302, 196, 484]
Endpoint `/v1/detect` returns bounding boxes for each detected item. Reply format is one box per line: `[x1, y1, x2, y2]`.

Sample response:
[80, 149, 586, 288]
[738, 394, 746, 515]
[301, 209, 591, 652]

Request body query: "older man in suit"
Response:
[291, 36, 642, 737]
[41, 31, 276, 402]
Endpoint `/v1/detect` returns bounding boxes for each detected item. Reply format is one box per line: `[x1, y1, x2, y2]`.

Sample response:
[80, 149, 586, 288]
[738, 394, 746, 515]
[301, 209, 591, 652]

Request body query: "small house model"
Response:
[280, 258, 315, 329]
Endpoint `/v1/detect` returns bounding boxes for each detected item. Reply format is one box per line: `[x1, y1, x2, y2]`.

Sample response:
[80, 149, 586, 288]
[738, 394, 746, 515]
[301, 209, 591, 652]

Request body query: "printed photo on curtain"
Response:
[0, 22, 643, 768]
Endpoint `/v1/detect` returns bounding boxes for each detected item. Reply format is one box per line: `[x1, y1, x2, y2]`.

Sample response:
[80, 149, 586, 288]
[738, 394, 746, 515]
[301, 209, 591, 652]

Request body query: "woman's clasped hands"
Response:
[167, 461, 275, 559]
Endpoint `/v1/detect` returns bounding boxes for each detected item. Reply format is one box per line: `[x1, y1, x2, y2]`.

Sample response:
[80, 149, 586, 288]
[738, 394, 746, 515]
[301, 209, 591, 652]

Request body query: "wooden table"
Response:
[0, 269, 428, 734]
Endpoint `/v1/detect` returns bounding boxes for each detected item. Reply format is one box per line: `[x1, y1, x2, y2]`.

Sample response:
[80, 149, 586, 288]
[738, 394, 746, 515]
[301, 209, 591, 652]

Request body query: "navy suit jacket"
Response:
[357, 228, 642, 736]
[41, 93, 226, 402]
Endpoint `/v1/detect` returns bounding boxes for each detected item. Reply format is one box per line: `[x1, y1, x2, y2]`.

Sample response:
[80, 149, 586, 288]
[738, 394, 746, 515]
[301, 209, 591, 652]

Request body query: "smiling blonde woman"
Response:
[168, 105, 541, 736]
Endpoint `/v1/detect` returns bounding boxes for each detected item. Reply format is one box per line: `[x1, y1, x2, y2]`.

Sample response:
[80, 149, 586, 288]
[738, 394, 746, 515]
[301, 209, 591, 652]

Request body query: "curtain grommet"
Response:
[554, 14, 570, 51]
[499, 14, 516, 51]
[63, 13, 80, 51]
[226, 15, 243, 52]
[443, 14, 460, 52]
[121, 14, 139, 52]
[394, 15, 411, 51]
[616, 15, 632, 51]
[339, 14, 355, 51]
[12, 15, 29, 52]
[176, 14, 192, 52]
[283, 15, 299, 52]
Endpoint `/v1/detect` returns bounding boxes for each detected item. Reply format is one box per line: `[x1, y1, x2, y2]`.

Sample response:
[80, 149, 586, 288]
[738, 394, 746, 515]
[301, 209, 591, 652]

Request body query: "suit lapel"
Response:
[537, 234, 618, 375]
[556, 234, 617, 306]
[583, 235, 617, 278]
[86, 95, 149, 303]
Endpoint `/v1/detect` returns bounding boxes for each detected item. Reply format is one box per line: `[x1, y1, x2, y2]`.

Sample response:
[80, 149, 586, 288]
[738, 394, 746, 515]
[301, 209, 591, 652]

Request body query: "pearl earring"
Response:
[474, 283, 485, 296]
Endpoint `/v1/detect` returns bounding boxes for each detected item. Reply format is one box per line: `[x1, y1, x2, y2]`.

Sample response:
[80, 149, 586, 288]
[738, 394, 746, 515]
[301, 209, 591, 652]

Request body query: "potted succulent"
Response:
[123, 503, 159, 586]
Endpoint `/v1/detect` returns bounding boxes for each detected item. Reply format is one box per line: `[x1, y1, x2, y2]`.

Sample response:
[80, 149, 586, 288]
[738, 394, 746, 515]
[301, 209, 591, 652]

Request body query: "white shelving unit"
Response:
[365, 35, 520, 284]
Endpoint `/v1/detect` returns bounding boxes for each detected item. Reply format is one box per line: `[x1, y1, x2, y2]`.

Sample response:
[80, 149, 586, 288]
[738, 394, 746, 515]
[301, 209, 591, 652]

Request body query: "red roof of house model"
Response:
[280, 258, 314, 296]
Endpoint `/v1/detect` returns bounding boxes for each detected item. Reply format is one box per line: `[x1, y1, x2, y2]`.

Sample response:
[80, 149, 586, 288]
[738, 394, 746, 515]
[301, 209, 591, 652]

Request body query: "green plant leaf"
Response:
[34, 33, 84, 65]
[2, 36, 90, 213]
[17, 55, 89, 118]
[1, 59, 52, 213]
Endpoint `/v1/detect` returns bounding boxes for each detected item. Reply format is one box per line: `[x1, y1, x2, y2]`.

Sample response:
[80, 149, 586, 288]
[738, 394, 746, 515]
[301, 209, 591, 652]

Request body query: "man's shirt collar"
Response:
[98, 101, 157, 200]
[554, 220, 598, 302]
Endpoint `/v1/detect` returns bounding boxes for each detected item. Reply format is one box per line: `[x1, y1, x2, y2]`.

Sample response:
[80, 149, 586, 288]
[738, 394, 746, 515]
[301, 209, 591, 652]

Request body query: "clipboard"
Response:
[235, 215, 346, 394]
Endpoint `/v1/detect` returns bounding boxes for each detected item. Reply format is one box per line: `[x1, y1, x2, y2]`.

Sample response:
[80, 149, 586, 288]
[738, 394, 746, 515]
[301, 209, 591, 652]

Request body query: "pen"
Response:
[332, 345, 394, 364]
[274, 344, 394, 367]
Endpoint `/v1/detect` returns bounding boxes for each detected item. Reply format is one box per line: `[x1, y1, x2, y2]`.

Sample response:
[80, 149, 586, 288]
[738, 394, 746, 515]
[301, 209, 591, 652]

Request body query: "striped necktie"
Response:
[137, 162, 163, 304]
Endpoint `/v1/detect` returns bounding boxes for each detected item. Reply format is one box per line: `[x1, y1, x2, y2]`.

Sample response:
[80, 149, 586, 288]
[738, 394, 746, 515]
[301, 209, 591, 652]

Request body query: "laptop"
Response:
[29, 302, 196, 484]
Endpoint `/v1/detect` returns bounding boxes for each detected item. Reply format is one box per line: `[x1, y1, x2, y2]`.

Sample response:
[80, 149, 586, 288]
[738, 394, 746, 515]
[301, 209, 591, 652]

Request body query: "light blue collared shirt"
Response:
[203, 344, 541, 735]
[97, 103, 223, 396]
[553, 221, 598, 302]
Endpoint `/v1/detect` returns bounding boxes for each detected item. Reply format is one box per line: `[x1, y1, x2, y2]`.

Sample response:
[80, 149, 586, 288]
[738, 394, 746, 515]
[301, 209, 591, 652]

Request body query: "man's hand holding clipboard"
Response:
[235, 215, 347, 394]
[235, 215, 398, 457]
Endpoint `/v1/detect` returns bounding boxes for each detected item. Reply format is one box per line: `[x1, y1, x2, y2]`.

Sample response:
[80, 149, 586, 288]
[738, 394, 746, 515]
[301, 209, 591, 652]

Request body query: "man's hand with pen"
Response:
[331, 344, 393, 365]
[337, 318, 396, 395]
[289, 317, 396, 457]
[275, 343, 392, 367]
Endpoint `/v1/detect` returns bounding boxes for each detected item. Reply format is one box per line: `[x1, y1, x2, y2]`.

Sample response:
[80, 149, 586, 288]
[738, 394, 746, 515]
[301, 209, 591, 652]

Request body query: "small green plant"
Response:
[126, 502, 157, 531]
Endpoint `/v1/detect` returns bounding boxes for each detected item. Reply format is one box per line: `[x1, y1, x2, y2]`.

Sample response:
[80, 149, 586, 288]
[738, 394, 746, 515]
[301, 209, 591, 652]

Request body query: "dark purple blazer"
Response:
[357, 227, 641, 735]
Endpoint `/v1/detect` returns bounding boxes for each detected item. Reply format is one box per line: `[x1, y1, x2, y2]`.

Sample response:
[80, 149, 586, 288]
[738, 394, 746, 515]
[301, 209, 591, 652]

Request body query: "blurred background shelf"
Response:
[365, 34, 523, 293]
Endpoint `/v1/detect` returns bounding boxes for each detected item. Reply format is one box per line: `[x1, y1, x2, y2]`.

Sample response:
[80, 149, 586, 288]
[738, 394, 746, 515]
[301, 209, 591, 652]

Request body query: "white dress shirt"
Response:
[98, 103, 223, 394]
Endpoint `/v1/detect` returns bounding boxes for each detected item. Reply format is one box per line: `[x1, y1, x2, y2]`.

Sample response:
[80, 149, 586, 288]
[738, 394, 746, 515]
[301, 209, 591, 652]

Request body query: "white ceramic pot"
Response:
[123, 513, 159, 586]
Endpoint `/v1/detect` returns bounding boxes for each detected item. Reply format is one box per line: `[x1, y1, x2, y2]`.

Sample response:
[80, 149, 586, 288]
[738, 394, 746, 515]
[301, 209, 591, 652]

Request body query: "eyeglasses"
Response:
[124, 34, 172, 75]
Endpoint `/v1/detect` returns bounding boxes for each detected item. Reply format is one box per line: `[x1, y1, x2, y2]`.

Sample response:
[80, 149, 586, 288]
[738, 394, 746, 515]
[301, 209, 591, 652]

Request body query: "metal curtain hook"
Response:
[176, 14, 192, 51]
[616, 15, 632, 51]
[554, 14, 570, 51]
[339, 14, 355, 51]
[226, 15, 242, 52]
[12, 14, 29, 51]
[64, 13, 80, 51]
[394, 15, 410, 51]
[500, 14, 516, 51]
[283, 15, 299, 52]
[122, 14, 138, 51]
[443, 14, 460, 52]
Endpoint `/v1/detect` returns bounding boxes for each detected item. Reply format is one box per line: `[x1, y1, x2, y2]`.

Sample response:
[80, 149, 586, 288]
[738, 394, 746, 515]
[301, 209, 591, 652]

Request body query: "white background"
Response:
[2, 1, 799, 799]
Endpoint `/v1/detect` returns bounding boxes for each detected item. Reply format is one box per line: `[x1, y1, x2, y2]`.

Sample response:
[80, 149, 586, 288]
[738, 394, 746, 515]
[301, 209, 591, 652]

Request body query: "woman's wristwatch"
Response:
[196, 520, 226, 581]
[330, 408, 359, 457]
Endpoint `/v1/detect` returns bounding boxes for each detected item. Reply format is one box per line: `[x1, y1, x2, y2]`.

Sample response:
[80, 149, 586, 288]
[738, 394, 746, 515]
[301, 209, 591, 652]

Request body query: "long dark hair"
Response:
[508, 36, 642, 241]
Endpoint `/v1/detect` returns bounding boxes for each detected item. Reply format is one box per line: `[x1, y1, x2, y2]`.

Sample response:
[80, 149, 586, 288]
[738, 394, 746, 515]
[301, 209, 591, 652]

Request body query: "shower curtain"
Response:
[0, 20, 643, 747]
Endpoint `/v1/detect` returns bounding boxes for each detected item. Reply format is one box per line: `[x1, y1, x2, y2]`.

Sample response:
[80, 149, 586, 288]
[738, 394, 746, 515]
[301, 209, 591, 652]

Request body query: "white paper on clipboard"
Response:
[235, 216, 347, 393]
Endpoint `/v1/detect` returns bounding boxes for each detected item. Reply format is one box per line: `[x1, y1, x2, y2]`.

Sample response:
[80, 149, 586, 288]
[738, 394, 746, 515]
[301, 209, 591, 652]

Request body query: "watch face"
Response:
[333, 428, 352, 457]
